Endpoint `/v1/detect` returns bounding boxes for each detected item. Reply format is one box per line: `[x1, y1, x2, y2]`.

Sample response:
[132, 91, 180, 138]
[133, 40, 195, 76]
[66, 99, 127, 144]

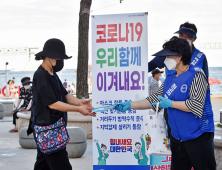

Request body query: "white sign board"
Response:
[92, 12, 149, 170]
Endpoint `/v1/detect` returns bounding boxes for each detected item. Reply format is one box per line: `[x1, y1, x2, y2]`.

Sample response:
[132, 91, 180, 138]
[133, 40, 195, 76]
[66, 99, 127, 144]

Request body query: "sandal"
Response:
[9, 129, 18, 133]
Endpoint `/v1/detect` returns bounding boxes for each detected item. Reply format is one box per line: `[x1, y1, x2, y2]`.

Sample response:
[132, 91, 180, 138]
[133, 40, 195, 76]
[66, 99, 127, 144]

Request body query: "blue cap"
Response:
[174, 27, 197, 38]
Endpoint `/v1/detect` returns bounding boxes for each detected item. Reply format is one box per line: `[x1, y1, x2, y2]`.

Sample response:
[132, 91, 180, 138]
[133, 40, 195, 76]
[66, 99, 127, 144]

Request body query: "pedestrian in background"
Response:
[6, 80, 11, 97]
[67, 85, 72, 94]
[148, 22, 209, 77]
[63, 79, 67, 89]
[13, 77, 15, 84]
[71, 83, 75, 94]
[10, 81, 16, 97]
[9, 77, 32, 133]
[148, 69, 163, 96]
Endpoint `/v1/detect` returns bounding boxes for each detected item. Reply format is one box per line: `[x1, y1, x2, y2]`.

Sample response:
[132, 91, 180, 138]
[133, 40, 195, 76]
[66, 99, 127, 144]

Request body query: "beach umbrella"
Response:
[209, 78, 222, 86]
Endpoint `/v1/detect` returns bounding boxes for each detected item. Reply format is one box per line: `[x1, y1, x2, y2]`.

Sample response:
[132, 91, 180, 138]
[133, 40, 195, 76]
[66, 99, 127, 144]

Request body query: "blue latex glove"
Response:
[152, 96, 173, 109]
[114, 101, 131, 112]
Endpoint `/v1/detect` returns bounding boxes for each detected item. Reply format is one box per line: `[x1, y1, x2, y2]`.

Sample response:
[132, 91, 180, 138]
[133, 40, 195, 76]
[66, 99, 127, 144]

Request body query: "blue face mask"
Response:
[158, 76, 162, 81]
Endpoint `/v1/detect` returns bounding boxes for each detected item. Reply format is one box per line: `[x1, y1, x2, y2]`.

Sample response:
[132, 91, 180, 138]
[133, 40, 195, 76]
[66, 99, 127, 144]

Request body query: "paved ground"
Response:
[0, 116, 220, 170]
[0, 116, 93, 170]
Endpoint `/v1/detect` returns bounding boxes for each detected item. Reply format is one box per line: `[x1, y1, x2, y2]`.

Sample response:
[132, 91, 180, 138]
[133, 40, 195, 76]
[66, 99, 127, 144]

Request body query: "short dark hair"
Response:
[135, 142, 141, 146]
[179, 22, 197, 33]
[152, 70, 156, 77]
[163, 36, 192, 65]
[101, 144, 107, 149]
[152, 69, 160, 77]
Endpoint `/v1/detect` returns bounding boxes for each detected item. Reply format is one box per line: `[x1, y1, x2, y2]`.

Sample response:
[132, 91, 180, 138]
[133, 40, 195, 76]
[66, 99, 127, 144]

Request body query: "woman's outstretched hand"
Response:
[80, 100, 92, 107]
[78, 106, 96, 117]
[152, 96, 173, 109]
[79, 100, 96, 116]
[114, 101, 131, 112]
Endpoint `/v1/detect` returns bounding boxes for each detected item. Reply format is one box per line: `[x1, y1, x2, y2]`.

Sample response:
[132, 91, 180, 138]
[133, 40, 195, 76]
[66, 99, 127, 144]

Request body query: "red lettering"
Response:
[135, 22, 143, 41]
[96, 25, 106, 43]
[122, 139, 126, 145]
[107, 24, 117, 42]
[130, 23, 134, 41]
[162, 156, 171, 163]
[126, 139, 132, 145]
[119, 24, 125, 41]
[110, 139, 116, 144]
[167, 165, 171, 170]
[161, 165, 166, 170]
[126, 23, 129, 42]
[117, 139, 122, 145]
[96, 22, 143, 42]
[153, 165, 160, 170]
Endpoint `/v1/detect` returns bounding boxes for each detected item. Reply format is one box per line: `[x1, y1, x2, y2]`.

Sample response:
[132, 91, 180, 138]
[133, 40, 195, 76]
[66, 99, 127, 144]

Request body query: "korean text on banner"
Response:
[92, 12, 149, 170]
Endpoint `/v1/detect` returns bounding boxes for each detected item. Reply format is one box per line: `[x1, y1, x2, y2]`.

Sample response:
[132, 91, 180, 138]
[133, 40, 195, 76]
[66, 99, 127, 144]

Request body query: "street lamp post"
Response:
[5, 62, 8, 86]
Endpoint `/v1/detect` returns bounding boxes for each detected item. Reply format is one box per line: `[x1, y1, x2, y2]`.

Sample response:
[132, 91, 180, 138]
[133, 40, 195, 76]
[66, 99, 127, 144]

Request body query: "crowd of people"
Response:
[62, 80, 76, 94]
[62, 77, 92, 94]
[6, 21, 216, 170]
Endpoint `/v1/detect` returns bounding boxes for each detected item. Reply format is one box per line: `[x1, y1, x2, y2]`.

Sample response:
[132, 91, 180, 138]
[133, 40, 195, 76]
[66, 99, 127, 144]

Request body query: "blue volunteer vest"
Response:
[165, 48, 206, 76]
[163, 67, 214, 141]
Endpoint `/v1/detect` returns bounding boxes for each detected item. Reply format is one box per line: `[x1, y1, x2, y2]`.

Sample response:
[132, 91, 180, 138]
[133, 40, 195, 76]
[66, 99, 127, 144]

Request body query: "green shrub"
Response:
[217, 123, 222, 128]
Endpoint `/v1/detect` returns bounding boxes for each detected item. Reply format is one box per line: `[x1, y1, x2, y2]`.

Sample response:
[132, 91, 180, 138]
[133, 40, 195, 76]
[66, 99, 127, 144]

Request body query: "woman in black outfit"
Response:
[27, 38, 95, 170]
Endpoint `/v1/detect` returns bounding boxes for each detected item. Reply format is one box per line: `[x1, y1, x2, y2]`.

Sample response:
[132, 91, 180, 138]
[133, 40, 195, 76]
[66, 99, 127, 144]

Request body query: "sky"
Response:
[0, 0, 222, 69]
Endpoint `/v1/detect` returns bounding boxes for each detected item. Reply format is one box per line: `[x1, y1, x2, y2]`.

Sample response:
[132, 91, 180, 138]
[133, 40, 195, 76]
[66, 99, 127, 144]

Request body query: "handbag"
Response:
[33, 73, 69, 154]
[143, 104, 171, 156]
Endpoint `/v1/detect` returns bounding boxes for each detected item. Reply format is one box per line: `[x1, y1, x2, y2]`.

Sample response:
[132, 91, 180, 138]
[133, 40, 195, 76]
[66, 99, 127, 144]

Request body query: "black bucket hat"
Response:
[21, 77, 32, 85]
[35, 38, 72, 59]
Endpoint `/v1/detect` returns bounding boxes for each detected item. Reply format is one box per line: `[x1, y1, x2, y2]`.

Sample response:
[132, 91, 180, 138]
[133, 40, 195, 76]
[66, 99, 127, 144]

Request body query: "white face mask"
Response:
[186, 39, 192, 46]
[24, 85, 31, 89]
[164, 57, 177, 70]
